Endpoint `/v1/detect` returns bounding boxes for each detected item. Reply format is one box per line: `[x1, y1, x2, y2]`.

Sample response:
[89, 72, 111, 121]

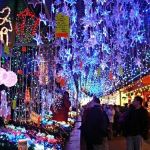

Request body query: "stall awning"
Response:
[122, 75, 150, 92]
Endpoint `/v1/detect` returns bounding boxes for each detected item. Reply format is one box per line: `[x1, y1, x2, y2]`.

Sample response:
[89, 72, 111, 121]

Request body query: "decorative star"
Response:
[103, 26, 107, 37]
[135, 33, 144, 43]
[97, 19, 103, 25]
[135, 57, 142, 68]
[88, 34, 98, 48]
[84, 43, 91, 49]
[116, 55, 122, 64]
[81, 16, 96, 27]
[101, 10, 111, 16]
[100, 60, 108, 70]
[39, 13, 48, 25]
[81, 18, 93, 27]
[28, 0, 41, 8]
[51, 4, 55, 13]
[48, 21, 55, 29]
[64, 48, 72, 61]
[33, 33, 43, 46]
[72, 14, 77, 24]
[102, 43, 110, 54]
[65, 0, 77, 5]
[46, 33, 53, 42]
[97, 0, 107, 5]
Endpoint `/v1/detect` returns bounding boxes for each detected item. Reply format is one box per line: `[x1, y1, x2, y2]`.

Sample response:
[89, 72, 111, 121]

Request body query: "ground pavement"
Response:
[108, 136, 150, 150]
[65, 121, 150, 150]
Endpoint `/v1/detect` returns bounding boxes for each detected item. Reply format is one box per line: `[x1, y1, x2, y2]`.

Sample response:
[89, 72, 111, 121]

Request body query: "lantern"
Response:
[3, 71, 18, 87]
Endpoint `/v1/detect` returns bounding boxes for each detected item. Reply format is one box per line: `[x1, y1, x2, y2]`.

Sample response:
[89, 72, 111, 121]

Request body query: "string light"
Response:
[15, 8, 40, 43]
[0, 7, 12, 46]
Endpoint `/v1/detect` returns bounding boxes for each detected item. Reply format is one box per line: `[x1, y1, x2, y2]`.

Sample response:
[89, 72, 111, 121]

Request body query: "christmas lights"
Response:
[0, 7, 12, 46]
[15, 8, 40, 43]
[5, 0, 150, 108]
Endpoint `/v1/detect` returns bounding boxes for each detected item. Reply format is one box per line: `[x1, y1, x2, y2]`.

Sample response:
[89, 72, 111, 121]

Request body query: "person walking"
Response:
[106, 105, 115, 139]
[81, 96, 109, 150]
[123, 96, 149, 150]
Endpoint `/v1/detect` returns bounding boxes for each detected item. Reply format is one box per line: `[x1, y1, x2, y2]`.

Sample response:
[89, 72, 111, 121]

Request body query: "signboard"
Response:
[18, 140, 28, 150]
[30, 111, 41, 125]
[55, 13, 70, 38]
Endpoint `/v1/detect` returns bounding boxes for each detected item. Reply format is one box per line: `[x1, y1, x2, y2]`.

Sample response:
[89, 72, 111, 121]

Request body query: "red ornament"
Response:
[17, 69, 23, 75]
[21, 46, 27, 52]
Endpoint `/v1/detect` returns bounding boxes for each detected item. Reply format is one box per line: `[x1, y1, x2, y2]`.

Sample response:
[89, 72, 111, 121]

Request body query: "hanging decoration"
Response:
[39, 13, 48, 25]
[8, 0, 150, 101]
[135, 57, 143, 68]
[3, 71, 18, 88]
[0, 7, 12, 46]
[21, 46, 27, 52]
[0, 68, 18, 87]
[33, 33, 43, 46]
[55, 13, 70, 38]
[38, 54, 49, 85]
[24, 87, 31, 103]
[15, 8, 40, 43]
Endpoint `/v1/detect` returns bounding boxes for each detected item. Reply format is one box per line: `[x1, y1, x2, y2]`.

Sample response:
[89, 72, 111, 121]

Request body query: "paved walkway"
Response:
[65, 127, 150, 150]
[109, 137, 150, 150]
[65, 119, 81, 150]
[65, 119, 150, 150]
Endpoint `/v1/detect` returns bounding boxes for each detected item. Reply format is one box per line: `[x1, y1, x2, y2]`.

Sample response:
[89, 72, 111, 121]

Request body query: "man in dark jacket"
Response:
[82, 96, 109, 150]
[123, 96, 149, 150]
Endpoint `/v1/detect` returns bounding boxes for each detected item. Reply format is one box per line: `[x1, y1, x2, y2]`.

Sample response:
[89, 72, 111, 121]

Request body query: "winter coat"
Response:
[123, 106, 149, 140]
[82, 104, 109, 144]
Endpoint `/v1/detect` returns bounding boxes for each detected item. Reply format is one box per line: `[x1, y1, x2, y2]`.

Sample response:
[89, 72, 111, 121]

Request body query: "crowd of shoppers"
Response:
[80, 96, 150, 150]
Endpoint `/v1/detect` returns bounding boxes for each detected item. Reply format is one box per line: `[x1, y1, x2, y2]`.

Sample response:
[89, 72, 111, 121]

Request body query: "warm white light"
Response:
[0, 7, 12, 45]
